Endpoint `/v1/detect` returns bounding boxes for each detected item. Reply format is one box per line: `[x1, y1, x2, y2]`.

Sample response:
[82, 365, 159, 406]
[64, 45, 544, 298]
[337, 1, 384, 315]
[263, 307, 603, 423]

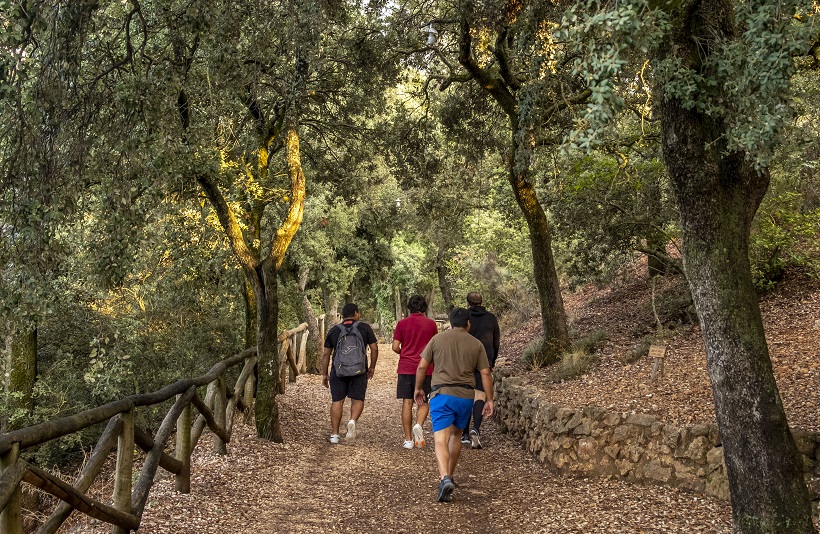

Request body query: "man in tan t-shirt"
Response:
[414, 307, 494, 503]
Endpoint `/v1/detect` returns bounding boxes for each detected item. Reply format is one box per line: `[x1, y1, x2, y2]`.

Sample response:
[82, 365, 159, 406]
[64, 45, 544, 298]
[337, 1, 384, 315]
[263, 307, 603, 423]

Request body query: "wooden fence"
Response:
[0, 323, 312, 534]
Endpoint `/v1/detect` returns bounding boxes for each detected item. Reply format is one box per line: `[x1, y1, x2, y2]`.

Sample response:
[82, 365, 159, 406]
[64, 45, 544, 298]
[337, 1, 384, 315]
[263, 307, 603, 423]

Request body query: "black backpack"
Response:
[333, 321, 367, 377]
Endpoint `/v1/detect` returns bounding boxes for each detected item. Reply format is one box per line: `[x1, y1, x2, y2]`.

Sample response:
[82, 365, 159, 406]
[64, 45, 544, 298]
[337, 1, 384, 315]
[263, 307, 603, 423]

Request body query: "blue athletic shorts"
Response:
[429, 393, 473, 432]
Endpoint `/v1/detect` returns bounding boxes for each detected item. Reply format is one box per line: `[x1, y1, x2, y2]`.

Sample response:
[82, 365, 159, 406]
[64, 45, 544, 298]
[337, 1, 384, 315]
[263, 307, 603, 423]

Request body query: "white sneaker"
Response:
[346, 419, 357, 440]
[403, 439, 414, 449]
[412, 423, 425, 448]
[329, 434, 340, 444]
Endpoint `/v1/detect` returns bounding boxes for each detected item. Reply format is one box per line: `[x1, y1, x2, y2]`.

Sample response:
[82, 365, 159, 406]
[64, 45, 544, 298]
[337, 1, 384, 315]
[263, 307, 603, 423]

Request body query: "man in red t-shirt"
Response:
[392, 295, 438, 449]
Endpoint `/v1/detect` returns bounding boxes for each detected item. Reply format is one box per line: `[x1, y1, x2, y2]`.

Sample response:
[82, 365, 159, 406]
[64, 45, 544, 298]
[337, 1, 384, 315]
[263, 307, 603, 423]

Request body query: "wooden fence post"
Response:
[319, 315, 325, 348]
[213, 377, 227, 455]
[298, 330, 308, 374]
[288, 334, 297, 383]
[113, 410, 134, 534]
[0, 442, 23, 534]
[175, 396, 192, 493]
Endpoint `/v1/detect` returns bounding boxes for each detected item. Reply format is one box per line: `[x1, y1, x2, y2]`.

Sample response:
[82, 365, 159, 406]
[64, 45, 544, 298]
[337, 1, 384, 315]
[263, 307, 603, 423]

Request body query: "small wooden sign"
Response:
[649, 345, 667, 385]
[648, 345, 667, 359]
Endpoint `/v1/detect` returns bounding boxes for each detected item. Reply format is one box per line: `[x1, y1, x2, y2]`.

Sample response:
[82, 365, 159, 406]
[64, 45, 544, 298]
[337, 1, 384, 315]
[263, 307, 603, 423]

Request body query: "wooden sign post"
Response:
[649, 345, 667, 385]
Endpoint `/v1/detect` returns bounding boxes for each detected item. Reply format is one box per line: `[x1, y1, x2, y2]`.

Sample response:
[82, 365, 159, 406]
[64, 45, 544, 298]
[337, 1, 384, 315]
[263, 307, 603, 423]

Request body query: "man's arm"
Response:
[367, 343, 378, 379]
[479, 367, 494, 417]
[321, 347, 332, 388]
[414, 357, 431, 406]
[391, 339, 401, 354]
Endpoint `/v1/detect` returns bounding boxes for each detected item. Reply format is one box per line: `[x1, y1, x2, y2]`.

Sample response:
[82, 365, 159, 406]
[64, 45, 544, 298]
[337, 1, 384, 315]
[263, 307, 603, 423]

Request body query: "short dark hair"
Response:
[407, 295, 428, 314]
[466, 292, 482, 306]
[341, 303, 359, 319]
[449, 307, 470, 328]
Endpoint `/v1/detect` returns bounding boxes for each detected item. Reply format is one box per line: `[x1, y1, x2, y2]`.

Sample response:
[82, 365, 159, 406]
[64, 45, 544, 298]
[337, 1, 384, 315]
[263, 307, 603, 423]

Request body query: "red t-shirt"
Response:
[393, 313, 438, 375]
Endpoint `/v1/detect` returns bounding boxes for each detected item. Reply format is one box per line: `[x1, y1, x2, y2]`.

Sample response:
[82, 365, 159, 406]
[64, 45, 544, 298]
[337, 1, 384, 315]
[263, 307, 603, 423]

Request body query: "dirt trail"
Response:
[67, 344, 731, 533]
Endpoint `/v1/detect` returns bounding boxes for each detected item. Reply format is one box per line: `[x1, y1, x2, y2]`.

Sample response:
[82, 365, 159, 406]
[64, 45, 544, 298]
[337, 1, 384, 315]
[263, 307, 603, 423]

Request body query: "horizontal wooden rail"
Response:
[0, 348, 255, 456]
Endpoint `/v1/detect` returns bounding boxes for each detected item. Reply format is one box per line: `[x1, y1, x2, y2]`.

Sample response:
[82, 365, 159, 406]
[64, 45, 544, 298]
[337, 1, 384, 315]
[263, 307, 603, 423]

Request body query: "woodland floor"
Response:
[54, 267, 820, 533]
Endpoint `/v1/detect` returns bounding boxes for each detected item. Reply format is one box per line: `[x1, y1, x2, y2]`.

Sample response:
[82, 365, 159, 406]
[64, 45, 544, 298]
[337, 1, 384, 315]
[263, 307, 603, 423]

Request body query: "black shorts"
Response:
[329, 370, 368, 402]
[397, 374, 431, 400]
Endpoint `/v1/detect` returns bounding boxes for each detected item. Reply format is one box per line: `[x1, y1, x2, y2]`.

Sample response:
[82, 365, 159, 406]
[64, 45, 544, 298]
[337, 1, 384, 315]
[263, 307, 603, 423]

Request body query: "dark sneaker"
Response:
[437, 476, 455, 502]
[470, 429, 482, 449]
[460, 433, 470, 446]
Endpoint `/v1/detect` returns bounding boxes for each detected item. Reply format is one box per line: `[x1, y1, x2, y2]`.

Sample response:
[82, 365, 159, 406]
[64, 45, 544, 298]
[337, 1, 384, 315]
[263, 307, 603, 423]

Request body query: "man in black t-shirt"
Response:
[461, 291, 500, 449]
[321, 303, 379, 444]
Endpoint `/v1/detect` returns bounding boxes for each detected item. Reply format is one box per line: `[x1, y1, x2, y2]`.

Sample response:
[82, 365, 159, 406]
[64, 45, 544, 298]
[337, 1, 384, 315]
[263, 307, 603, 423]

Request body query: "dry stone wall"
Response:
[494, 370, 820, 509]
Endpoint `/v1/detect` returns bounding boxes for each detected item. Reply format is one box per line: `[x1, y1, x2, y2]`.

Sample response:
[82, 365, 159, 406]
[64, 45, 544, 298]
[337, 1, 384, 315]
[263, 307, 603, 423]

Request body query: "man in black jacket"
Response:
[461, 292, 500, 449]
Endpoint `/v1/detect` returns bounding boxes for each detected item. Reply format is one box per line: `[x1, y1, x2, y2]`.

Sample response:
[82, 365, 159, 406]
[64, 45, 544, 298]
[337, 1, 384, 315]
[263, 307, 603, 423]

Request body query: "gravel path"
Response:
[67, 344, 731, 533]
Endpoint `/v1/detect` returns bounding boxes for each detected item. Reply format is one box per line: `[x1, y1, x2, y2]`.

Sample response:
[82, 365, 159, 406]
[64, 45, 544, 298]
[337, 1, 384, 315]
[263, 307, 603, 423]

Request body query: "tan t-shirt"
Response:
[420, 329, 490, 399]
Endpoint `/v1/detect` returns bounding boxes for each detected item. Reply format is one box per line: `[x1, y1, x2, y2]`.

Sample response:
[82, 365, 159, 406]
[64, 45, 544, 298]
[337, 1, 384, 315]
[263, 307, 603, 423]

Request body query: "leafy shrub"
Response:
[749, 192, 820, 290]
[521, 337, 549, 370]
[626, 338, 652, 364]
[546, 350, 599, 383]
[649, 282, 697, 325]
[571, 329, 608, 354]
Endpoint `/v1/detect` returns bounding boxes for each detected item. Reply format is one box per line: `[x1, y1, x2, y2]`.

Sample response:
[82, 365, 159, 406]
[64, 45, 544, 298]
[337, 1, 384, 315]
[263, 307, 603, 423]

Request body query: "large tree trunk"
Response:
[660, 70, 812, 534]
[2, 326, 37, 433]
[509, 130, 570, 363]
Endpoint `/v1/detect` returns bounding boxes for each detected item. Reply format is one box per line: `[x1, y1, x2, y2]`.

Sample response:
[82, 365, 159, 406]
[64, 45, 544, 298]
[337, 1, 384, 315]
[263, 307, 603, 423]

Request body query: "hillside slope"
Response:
[497, 270, 820, 432]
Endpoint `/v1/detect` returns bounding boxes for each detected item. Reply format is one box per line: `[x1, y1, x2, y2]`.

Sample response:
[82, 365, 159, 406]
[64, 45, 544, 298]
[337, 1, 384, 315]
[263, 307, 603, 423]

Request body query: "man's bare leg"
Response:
[402, 399, 414, 441]
[434, 426, 463, 479]
[330, 400, 344, 435]
[416, 401, 430, 427]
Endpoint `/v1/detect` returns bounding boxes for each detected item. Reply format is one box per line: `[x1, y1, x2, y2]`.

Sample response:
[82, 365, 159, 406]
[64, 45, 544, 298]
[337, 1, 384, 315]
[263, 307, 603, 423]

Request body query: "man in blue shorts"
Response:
[414, 307, 494, 502]
[321, 303, 379, 444]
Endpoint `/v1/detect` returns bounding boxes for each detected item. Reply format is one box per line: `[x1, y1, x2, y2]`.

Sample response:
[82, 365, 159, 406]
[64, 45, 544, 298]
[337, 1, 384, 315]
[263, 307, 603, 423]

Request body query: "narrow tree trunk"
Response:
[509, 130, 570, 363]
[661, 95, 812, 533]
[435, 247, 455, 313]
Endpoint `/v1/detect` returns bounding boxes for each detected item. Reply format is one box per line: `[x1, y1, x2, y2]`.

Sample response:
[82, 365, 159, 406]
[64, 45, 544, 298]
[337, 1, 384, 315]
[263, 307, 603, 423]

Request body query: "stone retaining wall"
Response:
[494, 371, 820, 508]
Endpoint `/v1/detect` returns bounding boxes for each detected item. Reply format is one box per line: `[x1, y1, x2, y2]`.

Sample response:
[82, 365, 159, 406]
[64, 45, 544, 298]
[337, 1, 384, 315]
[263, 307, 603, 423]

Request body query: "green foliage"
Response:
[547, 150, 678, 288]
[556, 0, 814, 167]
[554, 0, 669, 150]
[448, 209, 539, 323]
[749, 193, 820, 289]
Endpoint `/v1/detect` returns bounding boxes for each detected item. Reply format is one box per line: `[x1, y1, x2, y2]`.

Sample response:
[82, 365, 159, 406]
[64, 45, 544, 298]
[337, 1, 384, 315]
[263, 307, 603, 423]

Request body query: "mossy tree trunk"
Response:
[1, 327, 36, 433]
[658, 0, 812, 528]
[456, 19, 571, 363]
[197, 127, 306, 442]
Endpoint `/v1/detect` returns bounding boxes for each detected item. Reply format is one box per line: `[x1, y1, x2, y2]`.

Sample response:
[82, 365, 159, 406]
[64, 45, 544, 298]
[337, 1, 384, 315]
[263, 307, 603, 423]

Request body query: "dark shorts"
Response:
[329, 370, 368, 402]
[397, 374, 431, 400]
[429, 394, 473, 432]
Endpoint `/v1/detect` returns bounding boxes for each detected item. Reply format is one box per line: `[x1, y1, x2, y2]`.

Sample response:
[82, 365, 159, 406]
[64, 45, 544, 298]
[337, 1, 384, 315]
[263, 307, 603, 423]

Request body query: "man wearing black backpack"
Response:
[321, 303, 379, 444]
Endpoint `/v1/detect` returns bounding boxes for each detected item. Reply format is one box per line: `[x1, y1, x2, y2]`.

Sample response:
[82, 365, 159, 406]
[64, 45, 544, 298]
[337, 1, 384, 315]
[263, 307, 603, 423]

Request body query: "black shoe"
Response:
[437, 476, 455, 502]
[470, 429, 482, 449]
[460, 434, 470, 446]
